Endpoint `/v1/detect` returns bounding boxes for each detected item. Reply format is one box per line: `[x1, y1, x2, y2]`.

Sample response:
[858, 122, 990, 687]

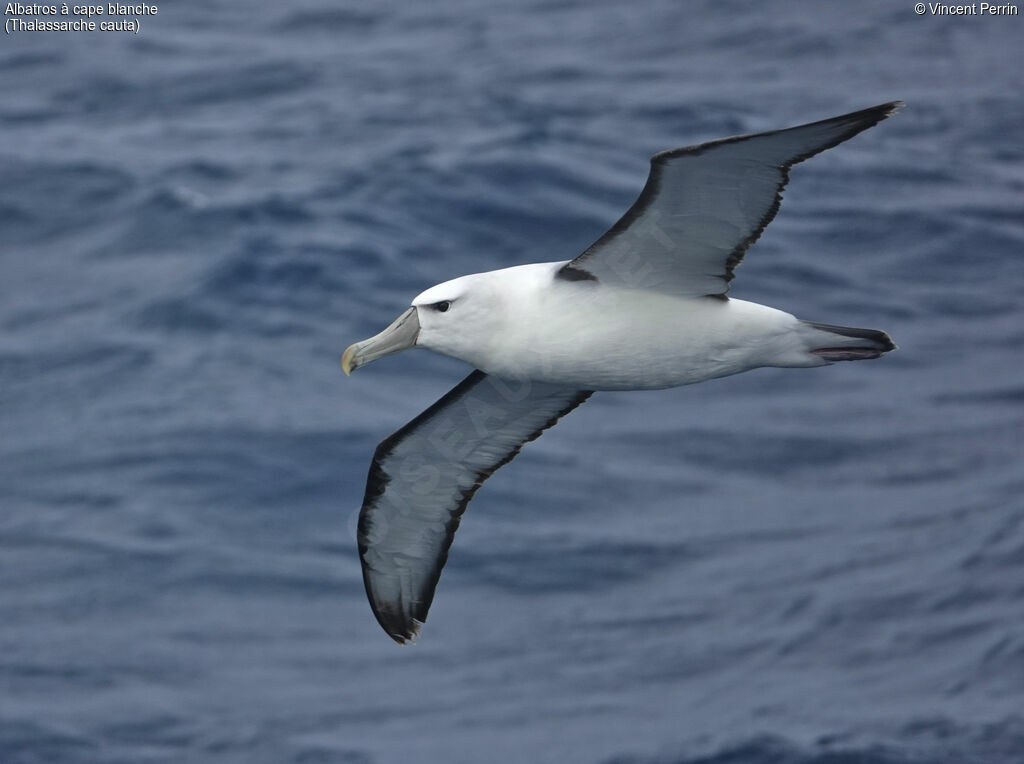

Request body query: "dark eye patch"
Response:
[433, 300, 451, 312]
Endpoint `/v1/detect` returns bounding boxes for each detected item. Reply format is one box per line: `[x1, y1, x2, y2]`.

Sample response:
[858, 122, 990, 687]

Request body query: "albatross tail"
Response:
[800, 320, 896, 362]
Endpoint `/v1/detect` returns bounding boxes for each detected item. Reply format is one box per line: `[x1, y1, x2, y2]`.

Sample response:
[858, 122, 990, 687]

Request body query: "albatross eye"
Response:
[433, 300, 451, 313]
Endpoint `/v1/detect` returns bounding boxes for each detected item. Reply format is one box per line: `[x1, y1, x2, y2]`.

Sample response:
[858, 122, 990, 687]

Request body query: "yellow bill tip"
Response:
[341, 345, 356, 376]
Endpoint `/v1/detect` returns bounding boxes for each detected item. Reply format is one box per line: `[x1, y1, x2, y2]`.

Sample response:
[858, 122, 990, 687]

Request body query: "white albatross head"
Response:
[341, 269, 517, 375]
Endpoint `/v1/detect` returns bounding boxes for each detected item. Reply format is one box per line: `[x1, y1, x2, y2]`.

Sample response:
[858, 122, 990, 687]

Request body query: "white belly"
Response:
[477, 287, 811, 391]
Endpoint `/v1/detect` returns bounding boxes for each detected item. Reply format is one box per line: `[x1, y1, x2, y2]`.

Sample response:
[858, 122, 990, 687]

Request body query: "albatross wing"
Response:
[358, 371, 591, 643]
[558, 101, 902, 296]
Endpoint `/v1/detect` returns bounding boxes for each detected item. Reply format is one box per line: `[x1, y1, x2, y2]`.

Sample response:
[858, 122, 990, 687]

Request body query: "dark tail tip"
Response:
[804, 321, 897, 361]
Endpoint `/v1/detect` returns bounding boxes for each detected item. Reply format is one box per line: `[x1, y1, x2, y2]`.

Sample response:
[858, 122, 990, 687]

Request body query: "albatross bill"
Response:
[341, 307, 419, 376]
[343, 101, 901, 643]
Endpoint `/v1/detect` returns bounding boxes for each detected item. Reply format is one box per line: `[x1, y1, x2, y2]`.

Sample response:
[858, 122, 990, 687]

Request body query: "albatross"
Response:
[343, 102, 900, 643]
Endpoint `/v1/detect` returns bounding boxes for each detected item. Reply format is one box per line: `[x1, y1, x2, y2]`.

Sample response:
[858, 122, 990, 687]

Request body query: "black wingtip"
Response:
[386, 621, 421, 646]
[881, 100, 904, 116]
[864, 100, 903, 117]
[811, 100, 903, 127]
[784, 100, 904, 165]
[843, 100, 904, 129]
[368, 594, 423, 645]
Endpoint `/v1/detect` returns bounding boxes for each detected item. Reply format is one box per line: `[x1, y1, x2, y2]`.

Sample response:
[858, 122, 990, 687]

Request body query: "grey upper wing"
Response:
[558, 101, 902, 296]
[357, 371, 592, 644]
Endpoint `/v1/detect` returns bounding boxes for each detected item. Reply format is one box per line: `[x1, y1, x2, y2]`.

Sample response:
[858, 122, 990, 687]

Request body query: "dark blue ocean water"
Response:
[2, 1, 1023, 762]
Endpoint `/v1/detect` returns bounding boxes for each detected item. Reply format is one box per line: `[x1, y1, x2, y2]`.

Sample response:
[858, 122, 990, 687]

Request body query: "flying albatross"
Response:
[342, 102, 901, 643]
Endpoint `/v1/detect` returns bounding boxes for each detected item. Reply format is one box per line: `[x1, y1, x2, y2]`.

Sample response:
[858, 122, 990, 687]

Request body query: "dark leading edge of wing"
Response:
[558, 101, 902, 295]
[357, 371, 592, 643]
